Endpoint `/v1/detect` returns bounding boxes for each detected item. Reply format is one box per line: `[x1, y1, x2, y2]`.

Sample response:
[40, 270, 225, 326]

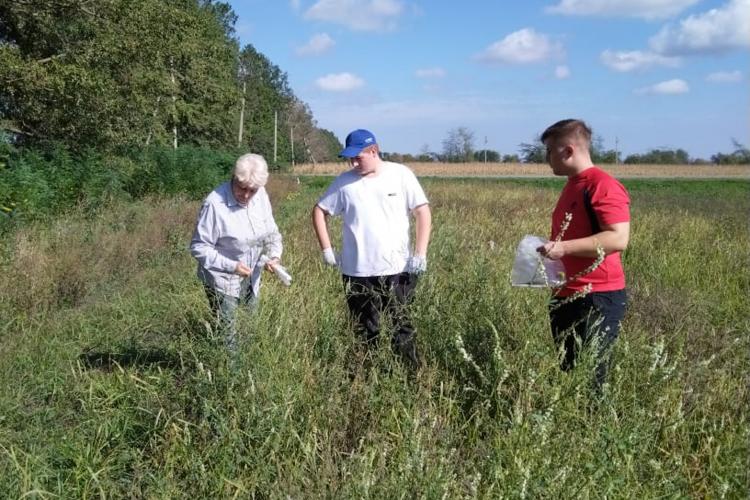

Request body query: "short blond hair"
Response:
[233, 153, 269, 187]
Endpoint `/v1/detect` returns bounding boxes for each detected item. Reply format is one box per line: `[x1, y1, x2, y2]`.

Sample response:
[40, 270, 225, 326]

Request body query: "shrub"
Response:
[0, 145, 240, 230]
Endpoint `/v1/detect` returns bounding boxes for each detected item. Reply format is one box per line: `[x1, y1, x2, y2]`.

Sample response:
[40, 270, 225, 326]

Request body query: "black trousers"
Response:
[549, 289, 627, 393]
[342, 272, 420, 370]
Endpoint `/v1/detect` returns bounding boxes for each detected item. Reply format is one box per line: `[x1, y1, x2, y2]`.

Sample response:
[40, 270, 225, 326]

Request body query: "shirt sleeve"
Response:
[317, 178, 342, 216]
[190, 202, 238, 273]
[260, 189, 283, 259]
[592, 177, 630, 226]
[403, 168, 429, 210]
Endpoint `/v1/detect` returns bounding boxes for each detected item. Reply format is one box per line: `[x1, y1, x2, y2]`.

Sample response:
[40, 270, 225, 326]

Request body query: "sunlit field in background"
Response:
[294, 162, 750, 178]
[0, 176, 747, 497]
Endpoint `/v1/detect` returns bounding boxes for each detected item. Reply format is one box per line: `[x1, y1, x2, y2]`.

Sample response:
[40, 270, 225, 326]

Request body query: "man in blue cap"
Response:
[312, 129, 432, 371]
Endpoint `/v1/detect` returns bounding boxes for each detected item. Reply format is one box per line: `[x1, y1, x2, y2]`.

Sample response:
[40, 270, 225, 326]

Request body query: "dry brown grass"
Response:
[294, 162, 750, 178]
[0, 180, 303, 316]
[2, 196, 198, 313]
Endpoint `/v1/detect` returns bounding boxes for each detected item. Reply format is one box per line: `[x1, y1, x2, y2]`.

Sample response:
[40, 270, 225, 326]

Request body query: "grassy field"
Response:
[294, 161, 750, 179]
[0, 176, 748, 497]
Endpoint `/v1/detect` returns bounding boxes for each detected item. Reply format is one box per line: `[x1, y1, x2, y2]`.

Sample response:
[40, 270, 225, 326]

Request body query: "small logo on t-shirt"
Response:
[387, 193, 397, 196]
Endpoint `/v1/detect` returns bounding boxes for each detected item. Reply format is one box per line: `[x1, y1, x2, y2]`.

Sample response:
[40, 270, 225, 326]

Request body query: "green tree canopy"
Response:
[0, 0, 241, 150]
[473, 149, 500, 162]
[624, 148, 689, 164]
[0, 0, 335, 164]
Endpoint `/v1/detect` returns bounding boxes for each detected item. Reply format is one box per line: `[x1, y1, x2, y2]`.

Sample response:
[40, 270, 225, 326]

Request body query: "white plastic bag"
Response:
[511, 235, 565, 287]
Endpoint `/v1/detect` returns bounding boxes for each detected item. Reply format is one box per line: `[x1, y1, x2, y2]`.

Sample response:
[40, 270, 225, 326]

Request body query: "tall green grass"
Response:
[0, 177, 747, 497]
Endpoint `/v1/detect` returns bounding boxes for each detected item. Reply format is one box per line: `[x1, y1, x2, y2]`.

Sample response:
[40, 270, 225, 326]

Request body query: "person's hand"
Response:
[537, 241, 564, 260]
[235, 262, 252, 277]
[407, 255, 427, 275]
[264, 257, 280, 273]
[322, 247, 338, 267]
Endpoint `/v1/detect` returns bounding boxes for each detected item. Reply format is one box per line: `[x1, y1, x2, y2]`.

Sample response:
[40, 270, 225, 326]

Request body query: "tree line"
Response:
[2, 1, 746, 172]
[382, 126, 750, 165]
[0, 0, 341, 165]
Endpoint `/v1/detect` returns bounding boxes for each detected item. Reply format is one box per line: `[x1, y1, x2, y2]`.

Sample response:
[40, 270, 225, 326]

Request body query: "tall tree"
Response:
[0, 0, 240, 150]
[236, 44, 294, 162]
[0, 0, 337, 163]
[711, 139, 750, 165]
[442, 126, 475, 162]
[518, 140, 545, 163]
[285, 99, 340, 164]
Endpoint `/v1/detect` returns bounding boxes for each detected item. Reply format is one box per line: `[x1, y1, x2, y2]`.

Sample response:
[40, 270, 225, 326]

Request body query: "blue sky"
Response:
[228, 0, 749, 159]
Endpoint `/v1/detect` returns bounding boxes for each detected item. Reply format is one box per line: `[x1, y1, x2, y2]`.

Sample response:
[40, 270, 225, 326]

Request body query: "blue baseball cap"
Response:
[339, 129, 377, 158]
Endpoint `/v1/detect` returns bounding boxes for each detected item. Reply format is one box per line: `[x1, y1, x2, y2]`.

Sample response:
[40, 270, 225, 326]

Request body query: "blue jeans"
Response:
[549, 289, 628, 393]
[204, 284, 257, 352]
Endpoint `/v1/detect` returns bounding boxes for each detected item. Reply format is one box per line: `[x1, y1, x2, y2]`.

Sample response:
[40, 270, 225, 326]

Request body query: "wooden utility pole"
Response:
[273, 110, 278, 164]
[238, 80, 246, 147]
[290, 126, 295, 168]
[615, 137, 619, 164]
[303, 137, 317, 167]
[170, 57, 178, 149]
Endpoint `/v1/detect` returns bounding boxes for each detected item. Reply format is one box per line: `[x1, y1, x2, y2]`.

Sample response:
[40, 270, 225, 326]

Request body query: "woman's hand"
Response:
[264, 257, 280, 273]
[234, 262, 252, 277]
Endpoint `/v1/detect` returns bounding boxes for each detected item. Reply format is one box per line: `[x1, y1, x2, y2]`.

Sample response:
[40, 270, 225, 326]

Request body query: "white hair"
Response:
[233, 153, 269, 187]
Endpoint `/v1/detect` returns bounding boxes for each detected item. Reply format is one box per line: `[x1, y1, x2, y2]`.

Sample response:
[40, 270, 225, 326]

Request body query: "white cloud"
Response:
[649, 0, 750, 55]
[475, 28, 563, 64]
[635, 78, 690, 94]
[315, 72, 365, 92]
[706, 70, 743, 83]
[415, 67, 446, 78]
[555, 65, 571, 79]
[304, 0, 404, 32]
[600, 49, 681, 72]
[546, 0, 700, 19]
[295, 33, 335, 56]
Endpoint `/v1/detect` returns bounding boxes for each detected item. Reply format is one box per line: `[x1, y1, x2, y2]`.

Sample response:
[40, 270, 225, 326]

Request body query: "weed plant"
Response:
[0, 177, 747, 497]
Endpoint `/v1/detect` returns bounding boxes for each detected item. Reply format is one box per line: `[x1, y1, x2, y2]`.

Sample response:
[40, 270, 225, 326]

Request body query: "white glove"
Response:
[407, 255, 427, 275]
[322, 247, 338, 267]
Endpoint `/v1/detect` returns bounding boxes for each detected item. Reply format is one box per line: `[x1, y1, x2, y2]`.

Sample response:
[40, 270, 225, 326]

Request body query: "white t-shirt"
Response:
[317, 162, 429, 277]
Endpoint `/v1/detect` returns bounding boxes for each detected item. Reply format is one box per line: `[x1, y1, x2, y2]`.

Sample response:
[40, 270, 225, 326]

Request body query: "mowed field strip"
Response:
[294, 162, 750, 179]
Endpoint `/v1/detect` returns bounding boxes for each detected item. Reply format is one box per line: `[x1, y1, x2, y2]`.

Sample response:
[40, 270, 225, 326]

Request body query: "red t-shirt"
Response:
[550, 166, 630, 296]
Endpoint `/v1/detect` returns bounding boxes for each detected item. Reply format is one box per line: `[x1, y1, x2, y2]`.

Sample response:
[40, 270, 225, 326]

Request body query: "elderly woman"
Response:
[190, 153, 283, 351]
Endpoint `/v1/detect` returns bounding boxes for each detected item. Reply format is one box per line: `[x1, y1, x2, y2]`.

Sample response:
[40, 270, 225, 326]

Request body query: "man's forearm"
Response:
[558, 224, 629, 258]
[312, 205, 332, 250]
[413, 204, 432, 256]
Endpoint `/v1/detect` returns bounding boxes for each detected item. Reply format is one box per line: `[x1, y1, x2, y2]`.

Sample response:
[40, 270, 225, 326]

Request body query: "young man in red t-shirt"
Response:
[537, 119, 630, 395]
